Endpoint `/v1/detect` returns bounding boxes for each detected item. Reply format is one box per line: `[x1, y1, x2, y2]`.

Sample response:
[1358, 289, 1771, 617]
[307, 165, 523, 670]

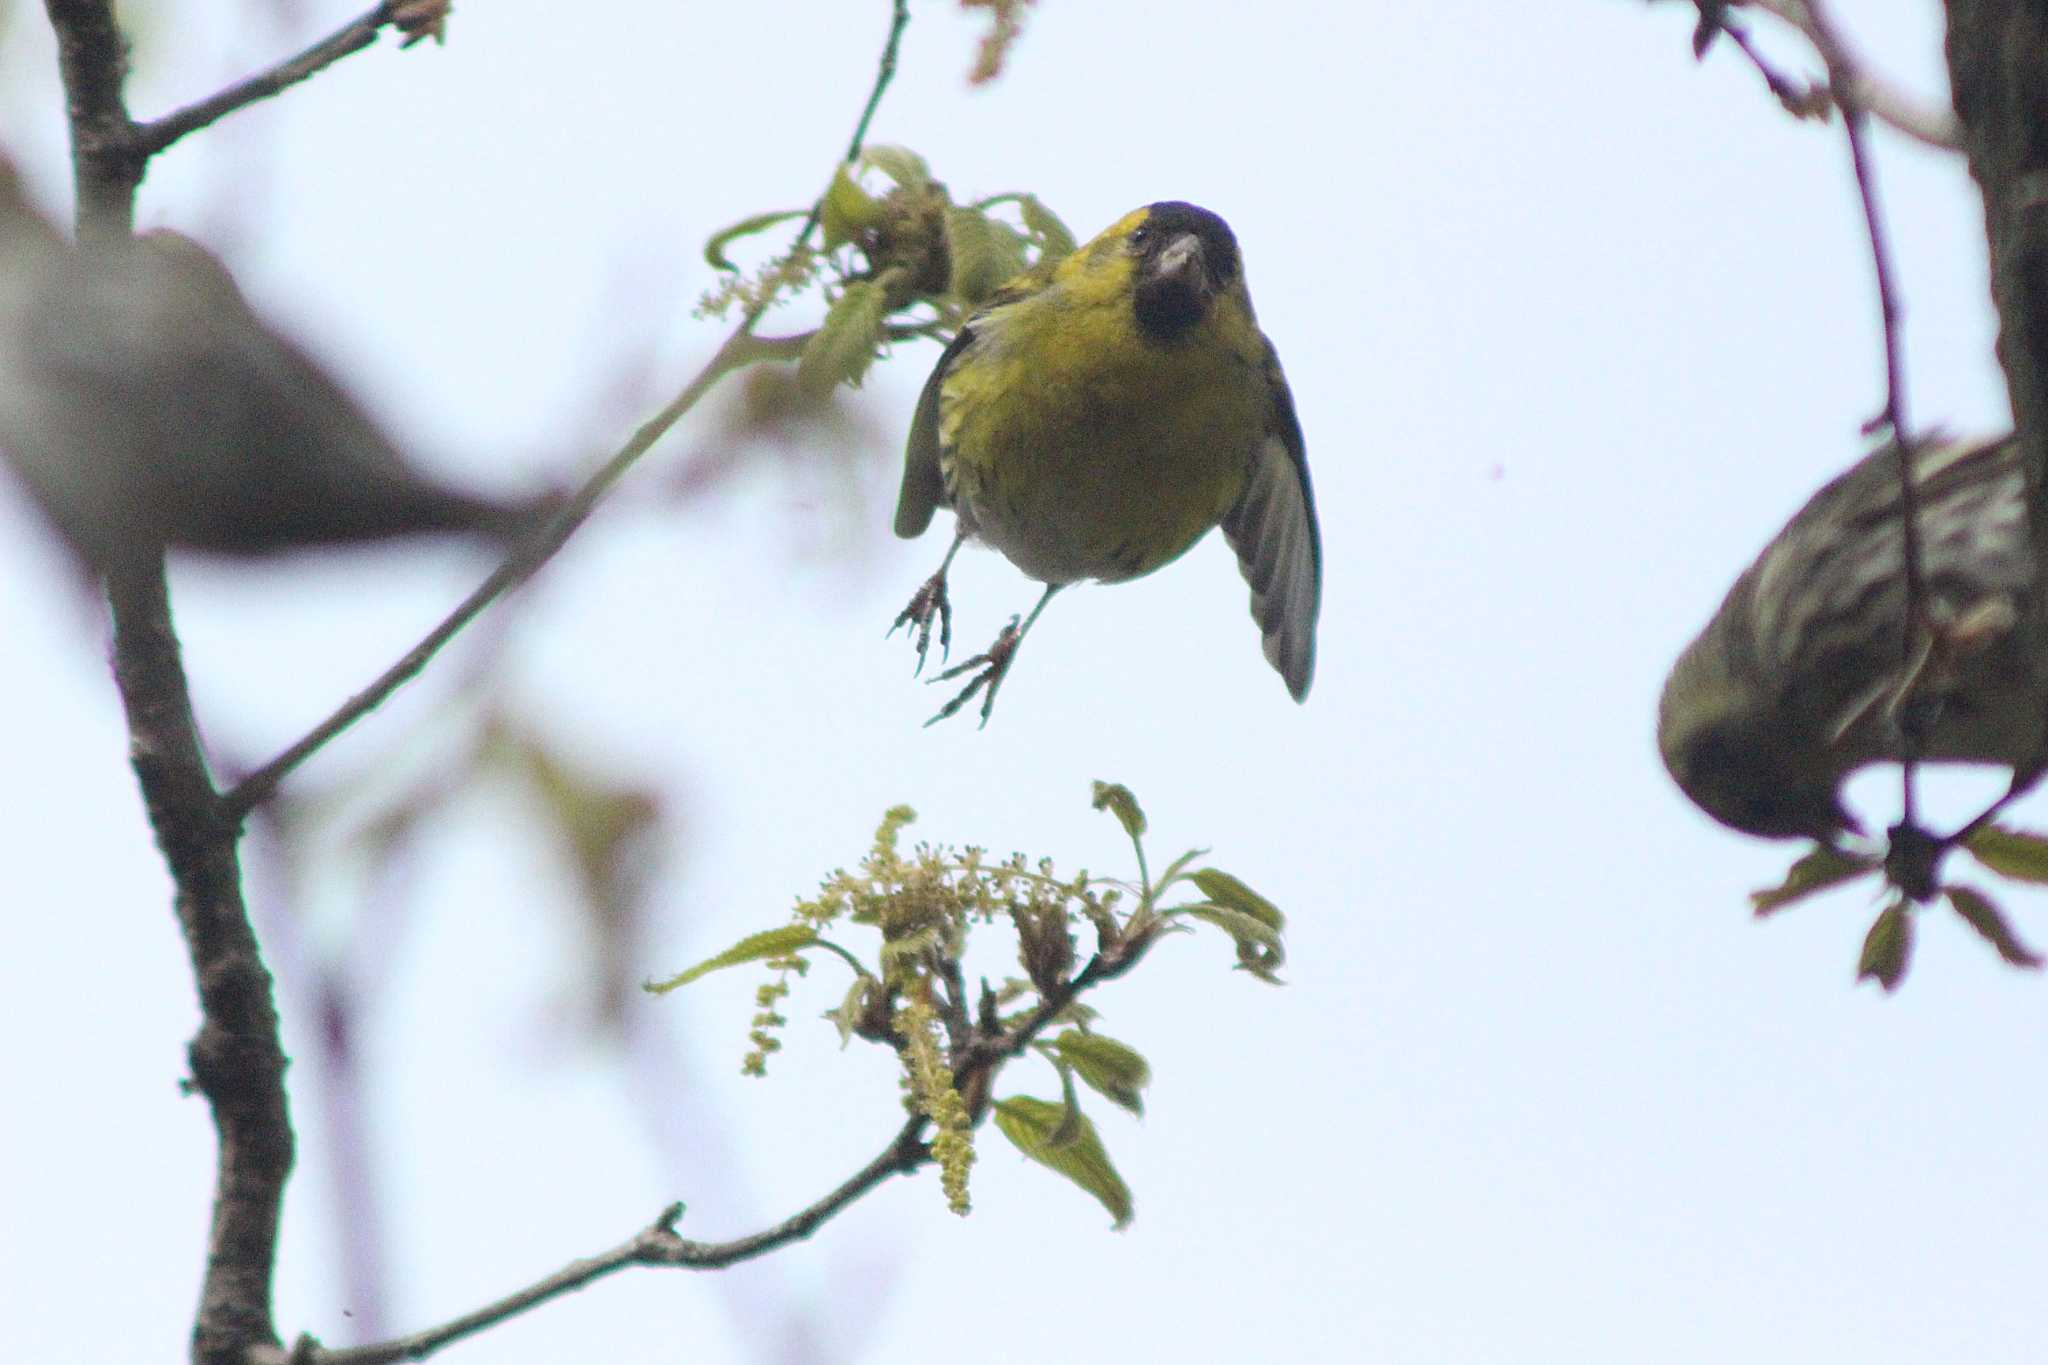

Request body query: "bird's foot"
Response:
[889, 570, 953, 675]
[925, 615, 1023, 729]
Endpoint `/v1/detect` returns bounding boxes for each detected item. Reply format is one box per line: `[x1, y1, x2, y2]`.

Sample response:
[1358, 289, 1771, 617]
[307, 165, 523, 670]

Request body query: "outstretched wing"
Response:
[1219, 340, 1321, 700]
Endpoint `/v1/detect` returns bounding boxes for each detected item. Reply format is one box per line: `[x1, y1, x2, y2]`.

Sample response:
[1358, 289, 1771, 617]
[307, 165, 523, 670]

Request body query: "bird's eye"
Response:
[1130, 223, 1151, 247]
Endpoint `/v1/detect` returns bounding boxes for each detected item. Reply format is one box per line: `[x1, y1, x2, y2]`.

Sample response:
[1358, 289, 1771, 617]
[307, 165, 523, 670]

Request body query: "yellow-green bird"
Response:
[892, 201, 1321, 725]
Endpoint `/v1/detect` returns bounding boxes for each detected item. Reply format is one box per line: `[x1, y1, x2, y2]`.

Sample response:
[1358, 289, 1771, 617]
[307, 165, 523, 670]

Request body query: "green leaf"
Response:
[645, 925, 818, 994]
[943, 206, 1028, 307]
[1015, 193, 1077, 259]
[974, 192, 1077, 261]
[826, 974, 878, 1045]
[703, 209, 807, 273]
[1053, 1031, 1151, 1117]
[992, 1096, 1134, 1230]
[1172, 904, 1285, 983]
[1946, 884, 2043, 969]
[1090, 781, 1147, 841]
[797, 280, 889, 396]
[820, 164, 885, 249]
[1964, 824, 2048, 885]
[1856, 900, 1914, 993]
[1189, 869, 1285, 932]
[1149, 846, 1209, 894]
[1751, 843, 1876, 916]
[858, 144, 931, 190]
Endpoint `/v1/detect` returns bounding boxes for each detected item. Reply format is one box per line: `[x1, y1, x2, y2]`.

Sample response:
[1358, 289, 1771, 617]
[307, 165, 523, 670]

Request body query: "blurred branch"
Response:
[1751, 0, 1963, 149]
[223, 0, 915, 817]
[1797, 0, 1931, 832]
[44, 4, 299, 1362]
[300, 931, 1149, 1365]
[135, 5, 397, 157]
[1695, 0, 1963, 151]
[221, 326, 781, 818]
[1944, 1, 2048, 829]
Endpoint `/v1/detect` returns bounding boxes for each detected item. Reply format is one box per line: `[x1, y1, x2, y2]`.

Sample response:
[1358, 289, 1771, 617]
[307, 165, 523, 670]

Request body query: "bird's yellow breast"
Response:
[938, 259, 1267, 586]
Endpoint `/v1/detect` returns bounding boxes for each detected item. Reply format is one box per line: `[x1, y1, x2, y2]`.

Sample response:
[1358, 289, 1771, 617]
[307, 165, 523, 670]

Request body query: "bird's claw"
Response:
[889, 571, 953, 675]
[925, 615, 1023, 729]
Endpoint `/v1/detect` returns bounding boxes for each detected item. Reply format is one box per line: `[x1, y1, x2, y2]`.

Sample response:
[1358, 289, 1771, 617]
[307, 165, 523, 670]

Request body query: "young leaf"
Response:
[703, 209, 807, 273]
[974, 192, 1077, 260]
[1090, 781, 1148, 841]
[1054, 1031, 1151, 1116]
[992, 1096, 1134, 1230]
[1751, 843, 1875, 916]
[1946, 884, 2043, 969]
[645, 925, 819, 994]
[1856, 900, 1914, 993]
[820, 164, 884, 249]
[859, 144, 932, 190]
[797, 280, 889, 396]
[1189, 869, 1285, 931]
[1016, 193, 1076, 259]
[943, 207, 1027, 307]
[1173, 904, 1285, 983]
[1963, 825, 2048, 885]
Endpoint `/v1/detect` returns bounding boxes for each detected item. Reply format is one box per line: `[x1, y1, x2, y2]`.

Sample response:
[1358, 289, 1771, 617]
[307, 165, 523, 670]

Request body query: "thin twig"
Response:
[303, 1122, 927, 1365]
[136, 5, 394, 156]
[1799, 0, 1929, 830]
[1711, 15, 1830, 121]
[1747, 0, 1963, 151]
[223, 0, 915, 819]
[304, 925, 1152, 1365]
[220, 327, 777, 817]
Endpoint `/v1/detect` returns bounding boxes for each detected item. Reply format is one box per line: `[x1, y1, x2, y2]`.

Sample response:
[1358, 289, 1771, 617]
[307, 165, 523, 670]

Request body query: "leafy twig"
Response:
[303, 928, 1148, 1364]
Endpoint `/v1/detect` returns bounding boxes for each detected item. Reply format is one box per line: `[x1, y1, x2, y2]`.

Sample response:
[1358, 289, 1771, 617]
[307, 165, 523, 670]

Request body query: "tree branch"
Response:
[1747, 0, 1964, 151]
[135, 5, 396, 157]
[42, 0, 140, 236]
[298, 1122, 929, 1365]
[108, 561, 295, 1365]
[1796, 0, 1932, 829]
[218, 326, 780, 819]
[1943, 0, 2048, 829]
[299, 922, 1152, 1365]
[223, 0, 916, 818]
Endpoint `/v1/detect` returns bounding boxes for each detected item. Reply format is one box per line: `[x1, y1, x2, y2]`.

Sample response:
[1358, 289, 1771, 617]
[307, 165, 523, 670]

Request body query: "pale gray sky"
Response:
[4, 3, 2042, 1363]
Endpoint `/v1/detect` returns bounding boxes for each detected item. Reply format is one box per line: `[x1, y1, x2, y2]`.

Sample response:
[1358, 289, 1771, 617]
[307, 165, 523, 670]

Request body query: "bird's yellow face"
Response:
[1042, 202, 1257, 347]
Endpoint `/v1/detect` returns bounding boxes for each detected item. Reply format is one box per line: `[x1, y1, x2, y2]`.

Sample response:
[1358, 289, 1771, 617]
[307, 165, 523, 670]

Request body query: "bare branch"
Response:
[1799, 0, 1931, 829]
[224, 0, 917, 817]
[108, 560, 295, 1365]
[41, 5, 300, 1362]
[42, 0, 141, 235]
[218, 326, 784, 819]
[1747, 0, 1964, 150]
[136, 6, 395, 157]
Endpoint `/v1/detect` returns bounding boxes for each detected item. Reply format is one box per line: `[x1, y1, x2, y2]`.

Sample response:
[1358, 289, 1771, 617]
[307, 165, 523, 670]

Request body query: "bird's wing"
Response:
[894, 324, 978, 538]
[1220, 340, 1322, 700]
